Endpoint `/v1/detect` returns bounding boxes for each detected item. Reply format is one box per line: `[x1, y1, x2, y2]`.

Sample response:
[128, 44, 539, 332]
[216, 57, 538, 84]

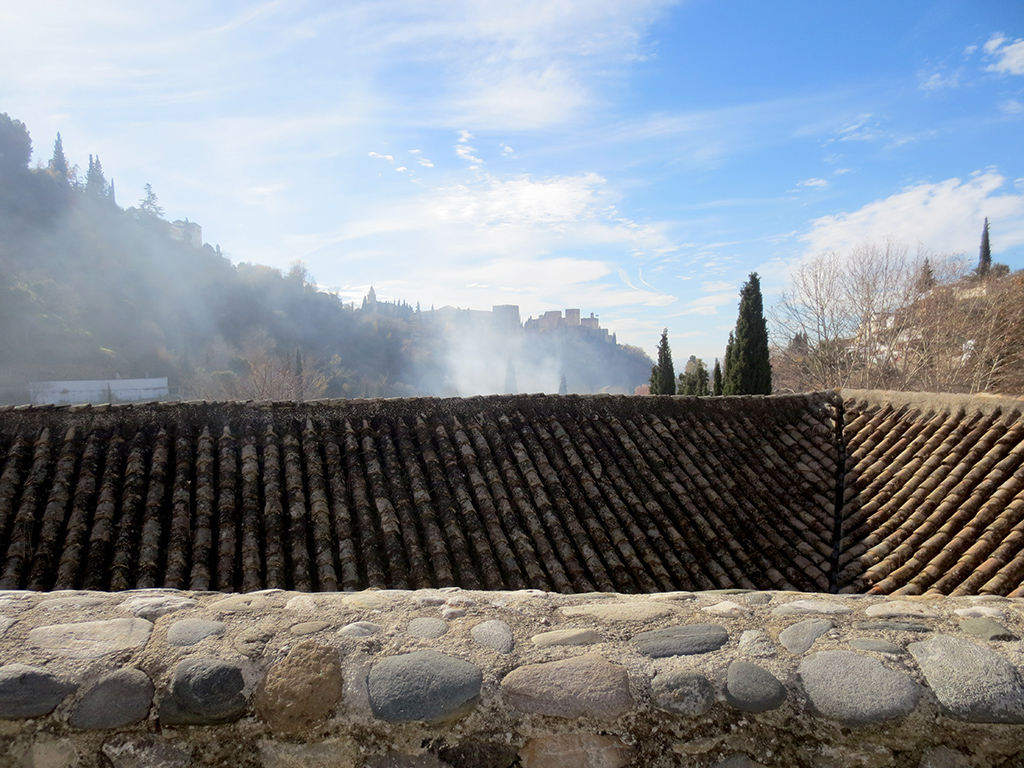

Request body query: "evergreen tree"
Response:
[723, 331, 735, 383]
[85, 154, 108, 196]
[723, 272, 772, 395]
[978, 218, 992, 278]
[0, 113, 32, 174]
[558, 373, 568, 395]
[139, 183, 164, 217]
[679, 357, 709, 395]
[649, 328, 676, 395]
[712, 358, 723, 396]
[915, 258, 935, 293]
[48, 133, 70, 181]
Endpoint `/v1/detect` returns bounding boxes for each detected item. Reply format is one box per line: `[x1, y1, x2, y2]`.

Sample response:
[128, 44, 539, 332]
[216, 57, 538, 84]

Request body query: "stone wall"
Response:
[2, 588, 1023, 768]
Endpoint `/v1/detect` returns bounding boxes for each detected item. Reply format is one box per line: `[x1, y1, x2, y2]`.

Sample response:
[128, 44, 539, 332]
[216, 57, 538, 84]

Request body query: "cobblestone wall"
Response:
[2, 588, 1024, 768]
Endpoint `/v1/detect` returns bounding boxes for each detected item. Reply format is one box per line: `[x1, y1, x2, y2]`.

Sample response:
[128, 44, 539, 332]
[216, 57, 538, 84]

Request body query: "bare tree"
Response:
[182, 330, 327, 401]
[770, 239, 1018, 394]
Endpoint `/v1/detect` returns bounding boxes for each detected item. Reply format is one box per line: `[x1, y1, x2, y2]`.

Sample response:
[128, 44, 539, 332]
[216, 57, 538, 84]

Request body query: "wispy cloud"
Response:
[919, 71, 959, 91]
[798, 178, 829, 188]
[983, 33, 1024, 76]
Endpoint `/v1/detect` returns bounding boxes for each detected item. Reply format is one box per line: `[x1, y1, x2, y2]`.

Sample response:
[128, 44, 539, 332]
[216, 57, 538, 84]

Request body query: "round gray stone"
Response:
[799, 650, 919, 726]
[631, 623, 729, 657]
[340, 621, 382, 638]
[501, 655, 632, 719]
[70, 668, 153, 729]
[368, 650, 482, 723]
[959, 617, 1017, 641]
[651, 670, 715, 716]
[725, 661, 787, 713]
[849, 638, 902, 654]
[0, 664, 76, 719]
[119, 594, 197, 621]
[408, 617, 448, 639]
[779, 619, 832, 654]
[909, 634, 1024, 723]
[160, 658, 246, 725]
[471, 619, 514, 654]
[27, 618, 153, 659]
[167, 619, 225, 647]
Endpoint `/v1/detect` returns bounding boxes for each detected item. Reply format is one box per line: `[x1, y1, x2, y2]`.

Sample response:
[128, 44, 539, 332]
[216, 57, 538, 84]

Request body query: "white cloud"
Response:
[416, 157, 435, 168]
[919, 71, 959, 91]
[433, 172, 608, 228]
[999, 99, 1024, 115]
[368, 151, 394, 162]
[984, 33, 1024, 75]
[803, 171, 1024, 255]
[798, 178, 829, 188]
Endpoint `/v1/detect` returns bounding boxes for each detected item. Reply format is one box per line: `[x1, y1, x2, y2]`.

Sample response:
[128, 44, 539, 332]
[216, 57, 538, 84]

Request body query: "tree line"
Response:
[649, 272, 773, 396]
[649, 221, 1021, 397]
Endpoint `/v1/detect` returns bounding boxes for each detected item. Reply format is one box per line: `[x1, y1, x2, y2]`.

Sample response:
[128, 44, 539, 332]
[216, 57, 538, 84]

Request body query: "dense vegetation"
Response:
[0, 113, 651, 405]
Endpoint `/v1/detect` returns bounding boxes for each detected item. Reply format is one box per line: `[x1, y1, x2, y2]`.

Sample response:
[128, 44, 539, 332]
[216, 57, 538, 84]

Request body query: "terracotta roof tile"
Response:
[2, 390, 1023, 595]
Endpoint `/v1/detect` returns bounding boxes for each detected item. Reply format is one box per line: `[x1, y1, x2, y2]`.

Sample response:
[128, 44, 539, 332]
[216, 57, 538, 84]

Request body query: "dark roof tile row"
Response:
[0, 394, 839, 593]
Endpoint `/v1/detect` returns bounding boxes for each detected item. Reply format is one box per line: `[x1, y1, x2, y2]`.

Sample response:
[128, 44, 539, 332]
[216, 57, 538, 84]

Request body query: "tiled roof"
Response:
[2, 390, 1022, 595]
[837, 390, 1024, 597]
[0, 394, 839, 594]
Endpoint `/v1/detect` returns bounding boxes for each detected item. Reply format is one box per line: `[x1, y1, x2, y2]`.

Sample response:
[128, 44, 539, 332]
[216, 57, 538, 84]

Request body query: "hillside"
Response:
[0, 114, 652, 405]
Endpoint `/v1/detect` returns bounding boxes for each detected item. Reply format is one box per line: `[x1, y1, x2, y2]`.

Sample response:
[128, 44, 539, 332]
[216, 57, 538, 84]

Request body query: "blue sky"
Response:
[2, 0, 1023, 362]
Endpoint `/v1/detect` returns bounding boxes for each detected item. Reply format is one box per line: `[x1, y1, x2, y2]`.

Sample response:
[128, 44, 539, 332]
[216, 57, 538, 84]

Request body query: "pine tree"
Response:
[915, 258, 935, 293]
[649, 328, 676, 395]
[978, 218, 992, 278]
[712, 359, 723, 396]
[558, 373, 568, 395]
[723, 273, 772, 395]
[85, 154, 108, 196]
[48, 133, 70, 181]
[139, 183, 164, 217]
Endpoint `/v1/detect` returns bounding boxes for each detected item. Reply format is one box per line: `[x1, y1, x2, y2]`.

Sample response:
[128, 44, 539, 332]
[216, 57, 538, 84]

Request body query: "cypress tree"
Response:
[712, 358, 723, 396]
[978, 218, 991, 278]
[649, 328, 676, 395]
[723, 272, 772, 395]
[48, 132, 70, 181]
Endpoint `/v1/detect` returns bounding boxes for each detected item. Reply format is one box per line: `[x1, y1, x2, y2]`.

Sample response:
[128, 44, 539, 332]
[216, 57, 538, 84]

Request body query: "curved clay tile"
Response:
[481, 415, 573, 592]
[136, 427, 170, 589]
[239, 430, 263, 591]
[343, 420, 387, 588]
[283, 429, 313, 591]
[412, 416, 482, 590]
[430, 418, 504, 590]
[262, 425, 287, 588]
[322, 427, 362, 590]
[189, 426, 216, 591]
[357, 419, 411, 590]
[464, 416, 549, 590]
[26, 427, 78, 590]
[0, 429, 52, 589]
[162, 432, 194, 589]
[301, 420, 339, 592]
[106, 430, 147, 590]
